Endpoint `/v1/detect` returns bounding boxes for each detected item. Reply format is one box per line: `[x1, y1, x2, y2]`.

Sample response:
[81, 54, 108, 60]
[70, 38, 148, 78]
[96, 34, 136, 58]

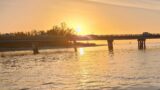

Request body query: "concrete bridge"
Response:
[1, 32, 160, 53]
[73, 32, 160, 50]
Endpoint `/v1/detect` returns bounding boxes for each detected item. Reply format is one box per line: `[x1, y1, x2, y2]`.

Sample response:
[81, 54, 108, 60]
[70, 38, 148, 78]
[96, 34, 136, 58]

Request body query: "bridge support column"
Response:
[73, 40, 77, 52]
[138, 39, 146, 50]
[32, 43, 39, 54]
[107, 40, 114, 51]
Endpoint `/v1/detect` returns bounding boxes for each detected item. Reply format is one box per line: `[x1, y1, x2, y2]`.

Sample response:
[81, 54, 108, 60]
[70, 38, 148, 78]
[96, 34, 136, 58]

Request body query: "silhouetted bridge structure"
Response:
[1, 32, 160, 53]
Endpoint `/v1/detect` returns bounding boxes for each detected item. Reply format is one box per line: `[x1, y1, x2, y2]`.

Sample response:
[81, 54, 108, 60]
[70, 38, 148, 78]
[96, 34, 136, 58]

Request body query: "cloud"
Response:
[86, 0, 160, 11]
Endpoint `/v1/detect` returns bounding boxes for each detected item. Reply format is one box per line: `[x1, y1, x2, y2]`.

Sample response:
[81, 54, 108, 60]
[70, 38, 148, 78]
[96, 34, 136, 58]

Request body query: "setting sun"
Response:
[76, 26, 81, 34]
[63, 14, 93, 35]
[67, 21, 87, 35]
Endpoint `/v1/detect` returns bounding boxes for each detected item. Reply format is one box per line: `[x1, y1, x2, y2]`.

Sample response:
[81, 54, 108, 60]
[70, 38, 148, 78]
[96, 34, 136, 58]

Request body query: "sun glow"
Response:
[69, 23, 85, 35]
[76, 26, 81, 33]
[66, 17, 90, 35]
[72, 24, 85, 35]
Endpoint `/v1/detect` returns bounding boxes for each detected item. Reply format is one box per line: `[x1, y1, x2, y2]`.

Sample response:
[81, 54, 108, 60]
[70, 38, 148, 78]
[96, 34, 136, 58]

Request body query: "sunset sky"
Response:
[1, 0, 160, 35]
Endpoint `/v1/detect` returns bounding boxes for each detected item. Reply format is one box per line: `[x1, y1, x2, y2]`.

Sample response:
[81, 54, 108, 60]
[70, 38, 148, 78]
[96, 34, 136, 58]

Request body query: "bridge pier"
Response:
[32, 43, 39, 54]
[138, 39, 146, 50]
[73, 40, 77, 52]
[107, 39, 114, 51]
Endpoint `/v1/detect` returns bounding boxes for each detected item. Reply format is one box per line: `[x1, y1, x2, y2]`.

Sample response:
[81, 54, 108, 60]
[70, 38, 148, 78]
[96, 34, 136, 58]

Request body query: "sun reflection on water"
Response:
[79, 48, 84, 56]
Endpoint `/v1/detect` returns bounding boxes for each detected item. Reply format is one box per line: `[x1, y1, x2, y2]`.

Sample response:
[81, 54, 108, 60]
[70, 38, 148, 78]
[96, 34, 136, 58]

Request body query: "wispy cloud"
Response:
[86, 0, 160, 10]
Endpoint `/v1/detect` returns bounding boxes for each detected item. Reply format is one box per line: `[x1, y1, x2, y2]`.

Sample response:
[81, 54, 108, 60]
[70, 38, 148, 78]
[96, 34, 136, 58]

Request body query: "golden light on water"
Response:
[79, 48, 85, 56]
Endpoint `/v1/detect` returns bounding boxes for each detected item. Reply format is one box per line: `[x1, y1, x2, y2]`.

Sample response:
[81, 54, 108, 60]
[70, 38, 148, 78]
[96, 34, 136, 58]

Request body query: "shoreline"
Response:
[0, 44, 107, 52]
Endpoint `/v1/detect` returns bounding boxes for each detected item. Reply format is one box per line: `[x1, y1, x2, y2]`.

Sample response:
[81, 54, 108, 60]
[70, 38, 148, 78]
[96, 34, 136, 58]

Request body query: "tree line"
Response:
[0, 23, 75, 39]
[0, 23, 76, 48]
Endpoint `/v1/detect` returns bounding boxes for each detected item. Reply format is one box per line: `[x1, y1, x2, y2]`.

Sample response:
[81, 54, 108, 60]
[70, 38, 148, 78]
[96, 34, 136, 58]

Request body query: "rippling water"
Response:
[1, 43, 160, 90]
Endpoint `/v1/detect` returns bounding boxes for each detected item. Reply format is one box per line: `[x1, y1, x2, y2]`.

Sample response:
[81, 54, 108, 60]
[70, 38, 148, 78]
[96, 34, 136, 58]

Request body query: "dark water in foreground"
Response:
[1, 43, 160, 90]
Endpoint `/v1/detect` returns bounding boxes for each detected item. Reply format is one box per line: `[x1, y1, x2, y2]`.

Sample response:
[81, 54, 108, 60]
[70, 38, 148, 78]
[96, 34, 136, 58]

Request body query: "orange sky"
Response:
[1, 0, 160, 35]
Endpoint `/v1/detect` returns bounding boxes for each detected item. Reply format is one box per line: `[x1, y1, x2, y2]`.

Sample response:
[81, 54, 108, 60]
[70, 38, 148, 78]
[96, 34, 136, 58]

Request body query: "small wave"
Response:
[19, 88, 30, 90]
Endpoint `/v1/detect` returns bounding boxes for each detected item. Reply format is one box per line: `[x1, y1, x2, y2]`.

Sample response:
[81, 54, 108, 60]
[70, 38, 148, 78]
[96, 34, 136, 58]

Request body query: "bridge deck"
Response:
[0, 33, 160, 43]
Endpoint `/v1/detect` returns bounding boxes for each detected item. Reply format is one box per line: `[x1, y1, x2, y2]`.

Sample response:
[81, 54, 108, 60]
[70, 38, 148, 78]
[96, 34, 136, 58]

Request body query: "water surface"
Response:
[1, 43, 160, 90]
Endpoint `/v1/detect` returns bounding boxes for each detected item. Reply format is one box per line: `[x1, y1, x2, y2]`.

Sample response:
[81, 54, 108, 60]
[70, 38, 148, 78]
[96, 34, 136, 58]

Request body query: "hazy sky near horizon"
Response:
[1, 0, 160, 34]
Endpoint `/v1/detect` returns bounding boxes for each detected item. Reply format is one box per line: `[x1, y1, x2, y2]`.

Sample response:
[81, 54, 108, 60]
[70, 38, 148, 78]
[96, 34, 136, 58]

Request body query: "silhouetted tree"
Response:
[0, 23, 75, 48]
